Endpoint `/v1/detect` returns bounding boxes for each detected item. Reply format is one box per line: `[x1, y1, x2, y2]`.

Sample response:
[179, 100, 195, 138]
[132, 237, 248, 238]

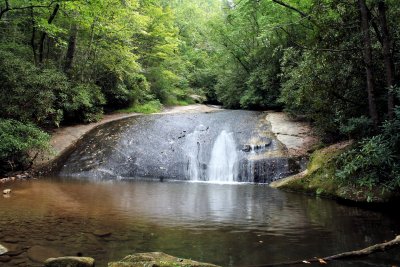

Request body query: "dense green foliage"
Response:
[0, 119, 49, 174]
[203, 0, 400, 196]
[0, 0, 216, 174]
[336, 96, 400, 193]
[206, 1, 399, 137]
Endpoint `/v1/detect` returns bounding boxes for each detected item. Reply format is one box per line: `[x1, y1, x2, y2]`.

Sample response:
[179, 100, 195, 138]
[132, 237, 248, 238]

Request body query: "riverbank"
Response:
[270, 141, 400, 204]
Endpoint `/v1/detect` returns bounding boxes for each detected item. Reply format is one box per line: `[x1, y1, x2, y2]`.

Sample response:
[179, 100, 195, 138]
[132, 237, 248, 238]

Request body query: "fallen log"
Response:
[244, 235, 400, 267]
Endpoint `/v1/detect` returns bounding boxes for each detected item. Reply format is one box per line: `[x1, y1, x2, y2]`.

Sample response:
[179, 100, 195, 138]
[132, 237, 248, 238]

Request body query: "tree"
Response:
[359, 0, 379, 128]
[377, 0, 396, 119]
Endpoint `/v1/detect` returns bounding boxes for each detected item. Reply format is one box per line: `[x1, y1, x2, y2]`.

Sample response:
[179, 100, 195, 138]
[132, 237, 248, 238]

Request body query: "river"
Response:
[0, 178, 399, 266]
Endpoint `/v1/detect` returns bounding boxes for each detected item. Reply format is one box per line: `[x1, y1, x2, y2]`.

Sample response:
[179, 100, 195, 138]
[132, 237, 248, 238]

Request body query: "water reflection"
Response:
[0, 179, 399, 267]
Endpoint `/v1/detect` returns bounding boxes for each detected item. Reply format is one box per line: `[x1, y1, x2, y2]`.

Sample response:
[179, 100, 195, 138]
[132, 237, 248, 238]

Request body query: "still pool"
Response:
[0, 178, 399, 266]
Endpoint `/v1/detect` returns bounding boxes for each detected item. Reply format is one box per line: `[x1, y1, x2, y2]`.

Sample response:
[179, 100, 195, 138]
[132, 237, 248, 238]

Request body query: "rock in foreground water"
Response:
[44, 256, 95, 267]
[108, 252, 220, 267]
[3, 189, 11, 194]
[0, 244, 8, 255]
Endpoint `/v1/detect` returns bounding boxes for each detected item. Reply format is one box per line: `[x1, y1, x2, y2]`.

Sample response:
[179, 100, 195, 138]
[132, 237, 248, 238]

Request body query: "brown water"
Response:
[0, 178, 399, 267]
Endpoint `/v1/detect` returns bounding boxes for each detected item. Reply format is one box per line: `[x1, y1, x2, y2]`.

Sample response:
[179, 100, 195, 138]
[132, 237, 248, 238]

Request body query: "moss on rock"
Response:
[107, 252, 220, 267]
[270, 141, 396, 203]
[44, 257, 95, 267]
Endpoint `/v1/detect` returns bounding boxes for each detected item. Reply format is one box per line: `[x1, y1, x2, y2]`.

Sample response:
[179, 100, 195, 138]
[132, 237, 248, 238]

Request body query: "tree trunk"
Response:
[0, 0, 10, 20]
[378, 0, 395, 120]
[358, 0, 379, 128]
[39, 3, 60, 64]
[30, 6, 37, 65]
[64, 24, 78, 77]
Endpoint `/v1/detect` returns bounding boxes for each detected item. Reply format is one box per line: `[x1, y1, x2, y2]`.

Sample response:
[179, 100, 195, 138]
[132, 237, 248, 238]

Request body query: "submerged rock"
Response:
[28, 245, 63, 263]
[44, 256, 95, 267]
[0, 255, 11, 262]
[108, 252, 220, 267]
[3, 243, 23, 256]
[93, 229, 112, 237]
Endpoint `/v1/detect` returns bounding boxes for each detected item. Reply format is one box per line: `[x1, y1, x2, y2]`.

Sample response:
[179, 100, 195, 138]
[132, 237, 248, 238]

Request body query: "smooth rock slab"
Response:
[108, 252, 220, 267]
[44, 256, 95, 267]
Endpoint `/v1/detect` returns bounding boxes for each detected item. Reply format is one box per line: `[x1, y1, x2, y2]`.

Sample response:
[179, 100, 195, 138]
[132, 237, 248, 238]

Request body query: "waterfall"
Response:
[207, 130, 238, 182]
[184, 125, 207, 181]
[184, 129, 239, 182]
[59, 111, 304, 182]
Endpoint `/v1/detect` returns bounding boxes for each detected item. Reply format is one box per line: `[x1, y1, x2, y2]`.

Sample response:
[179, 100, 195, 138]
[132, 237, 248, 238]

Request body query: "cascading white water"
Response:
[184, 124, 207, 181]
[246, 146, 256, 183]
[207, 130, 238, 182]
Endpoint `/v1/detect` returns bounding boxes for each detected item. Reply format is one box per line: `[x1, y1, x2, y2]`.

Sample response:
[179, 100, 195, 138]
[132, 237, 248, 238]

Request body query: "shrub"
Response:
[0, 48, 69, 126]
[62, 83, 106, 123]
[0, 47, 109, 125]
[0, 119, 50, 175]
[339, 116, 373, 139]
[96, 68, 149, 110]
[336, 108, 400, 193]
[118, 100, 163, 114]
[279, 48, 367, 141]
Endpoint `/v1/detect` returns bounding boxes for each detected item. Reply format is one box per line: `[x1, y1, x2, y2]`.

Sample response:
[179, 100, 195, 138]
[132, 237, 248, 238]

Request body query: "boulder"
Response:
[108, 252, 220, 267]
[241, 145, 251, 152]
[44, 256, 95, 267]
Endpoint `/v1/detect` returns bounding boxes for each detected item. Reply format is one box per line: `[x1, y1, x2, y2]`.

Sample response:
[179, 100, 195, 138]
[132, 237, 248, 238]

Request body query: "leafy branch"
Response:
[0, 0, 58, 20]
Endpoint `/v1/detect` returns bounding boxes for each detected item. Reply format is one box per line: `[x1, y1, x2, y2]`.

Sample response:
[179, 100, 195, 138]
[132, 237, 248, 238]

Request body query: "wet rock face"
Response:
[59, 111, 305, 183]
[239, 157, 304, 183]
[108, 252, 219, 267]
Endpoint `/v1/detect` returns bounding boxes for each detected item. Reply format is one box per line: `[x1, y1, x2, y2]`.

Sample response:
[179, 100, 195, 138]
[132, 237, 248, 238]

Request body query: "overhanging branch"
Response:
[271, 0, 310, 19]
[0, 0, 57, 20]
[244, 235, 400, 267]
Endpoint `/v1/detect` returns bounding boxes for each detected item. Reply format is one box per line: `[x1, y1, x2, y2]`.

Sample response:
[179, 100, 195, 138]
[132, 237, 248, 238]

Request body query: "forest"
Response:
[1, 0, 400, 197]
